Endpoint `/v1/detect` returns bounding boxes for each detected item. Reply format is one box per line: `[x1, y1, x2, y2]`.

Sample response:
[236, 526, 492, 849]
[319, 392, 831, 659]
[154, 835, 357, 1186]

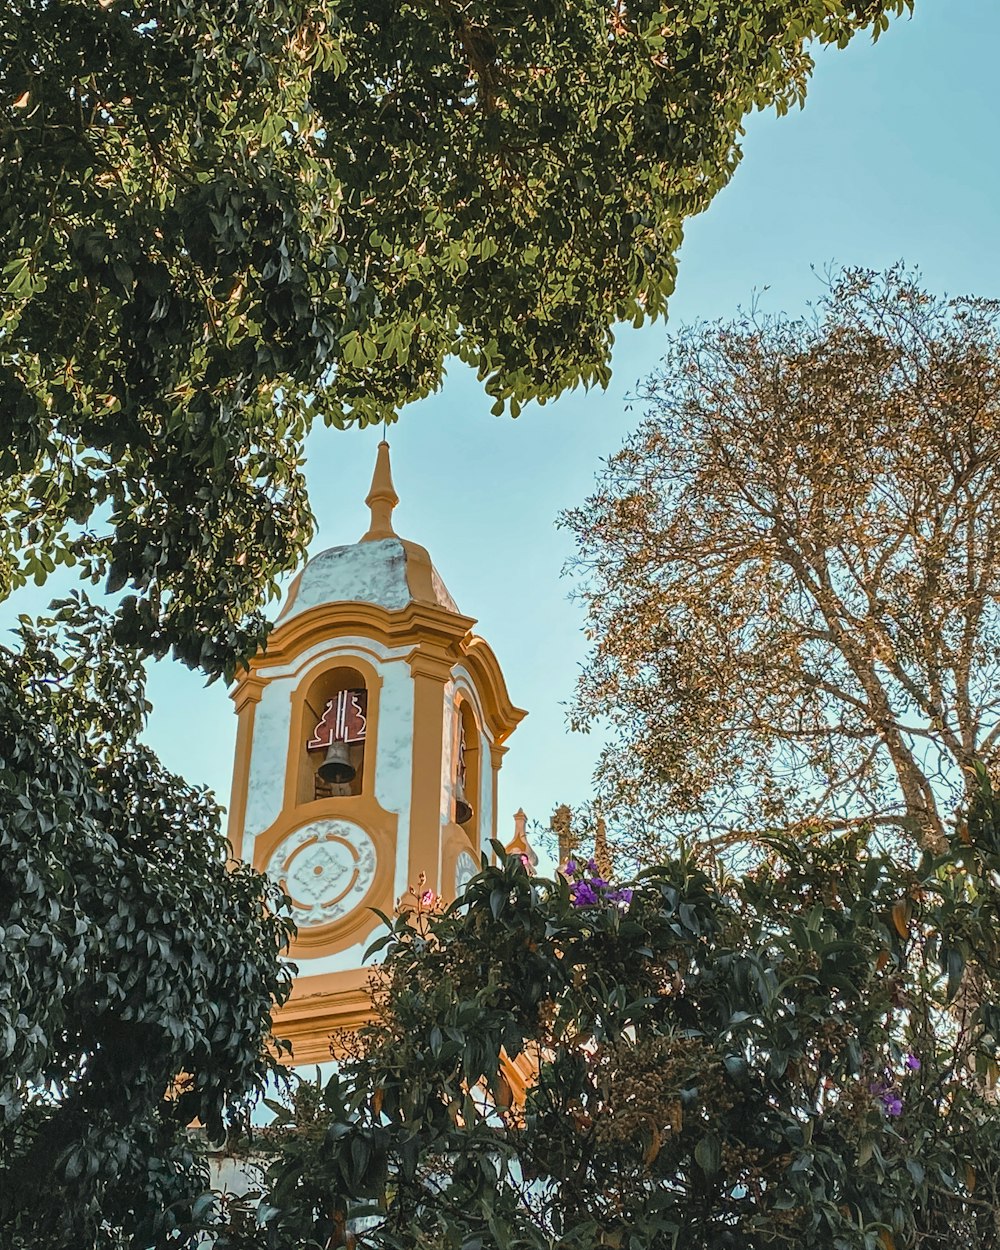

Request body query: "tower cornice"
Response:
[237, 599, 476, 678]
[233, 599, 527, 746]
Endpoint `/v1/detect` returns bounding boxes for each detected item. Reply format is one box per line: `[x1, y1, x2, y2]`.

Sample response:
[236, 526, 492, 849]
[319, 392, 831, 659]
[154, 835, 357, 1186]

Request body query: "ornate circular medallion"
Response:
[265, 819, 377, 928]
[454, 850, 479, 898]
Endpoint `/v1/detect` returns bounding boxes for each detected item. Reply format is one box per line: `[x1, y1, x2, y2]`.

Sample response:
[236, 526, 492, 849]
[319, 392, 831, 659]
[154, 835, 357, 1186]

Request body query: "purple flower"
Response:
[571, 881, 598, 907]
[883, 1096, 903, 1117]
[904, 1054, 921, 1072]
[586, 859, 599, 874]
[589, 876, 608, 891]
[563, 859, 577, 876]
[607, 887, 634, 906]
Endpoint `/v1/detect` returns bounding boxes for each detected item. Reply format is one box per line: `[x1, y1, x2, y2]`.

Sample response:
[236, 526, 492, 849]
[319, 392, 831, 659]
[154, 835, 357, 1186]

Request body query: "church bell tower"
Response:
[226, 443, 526, 1061]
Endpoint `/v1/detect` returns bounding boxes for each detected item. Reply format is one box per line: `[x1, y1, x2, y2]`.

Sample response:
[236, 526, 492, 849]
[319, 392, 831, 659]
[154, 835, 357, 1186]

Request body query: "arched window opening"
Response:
[455, 699, 480, 841]
[297, 666, 368, 804]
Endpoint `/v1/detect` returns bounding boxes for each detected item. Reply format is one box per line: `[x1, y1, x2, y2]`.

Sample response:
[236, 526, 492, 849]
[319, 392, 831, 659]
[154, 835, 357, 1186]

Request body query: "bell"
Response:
[455, 778, 474, 826]
[318, 740, 355, 785]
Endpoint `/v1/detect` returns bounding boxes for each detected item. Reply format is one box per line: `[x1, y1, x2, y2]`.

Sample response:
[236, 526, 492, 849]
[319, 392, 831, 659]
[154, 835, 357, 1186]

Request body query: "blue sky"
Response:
[5, 0, 996, 852]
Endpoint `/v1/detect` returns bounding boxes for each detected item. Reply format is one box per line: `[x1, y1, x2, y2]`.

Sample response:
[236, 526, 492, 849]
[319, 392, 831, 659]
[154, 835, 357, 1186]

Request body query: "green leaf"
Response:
[694, 1134, 721, 1176]
[946, 946, 965, 1002]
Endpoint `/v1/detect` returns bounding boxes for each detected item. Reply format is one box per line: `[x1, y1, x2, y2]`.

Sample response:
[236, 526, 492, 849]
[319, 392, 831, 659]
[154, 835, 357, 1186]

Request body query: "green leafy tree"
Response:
[212, 800, 1000, 1250]
[0, 9, 915, 1242]
[563, 267, 1000, 852]
[0, 597, 294, 1250]
[2, 0, 911, 673]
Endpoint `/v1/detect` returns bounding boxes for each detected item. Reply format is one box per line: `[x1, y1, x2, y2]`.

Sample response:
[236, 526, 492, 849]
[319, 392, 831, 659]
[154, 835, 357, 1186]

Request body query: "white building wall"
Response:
[241, 684, 292, 860]
[236, 636, 419, 979]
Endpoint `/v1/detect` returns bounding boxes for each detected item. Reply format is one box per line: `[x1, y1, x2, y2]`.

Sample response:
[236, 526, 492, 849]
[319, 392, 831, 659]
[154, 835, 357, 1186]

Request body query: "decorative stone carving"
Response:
[265, 819, 377, 928]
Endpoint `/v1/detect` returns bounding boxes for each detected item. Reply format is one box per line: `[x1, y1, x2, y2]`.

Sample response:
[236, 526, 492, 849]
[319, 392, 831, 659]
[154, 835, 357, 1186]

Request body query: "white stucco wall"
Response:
[238, 636, 412, 859]
[234, 603, 511, 993]
[292, 651, 417, 980]
[374, 658, 417, 907]
[478, 722, 494, 853]
[241, 686, 292, 859]
[238, 637, 418, 980]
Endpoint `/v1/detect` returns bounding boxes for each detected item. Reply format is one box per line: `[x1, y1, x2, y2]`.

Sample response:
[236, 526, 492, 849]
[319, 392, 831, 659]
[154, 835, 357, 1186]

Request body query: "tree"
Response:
[0, 598, 294, 1250]
[211, 820, 1000, 1250]
[1, 0, 911, 674]
[562, 267, 1000, 851]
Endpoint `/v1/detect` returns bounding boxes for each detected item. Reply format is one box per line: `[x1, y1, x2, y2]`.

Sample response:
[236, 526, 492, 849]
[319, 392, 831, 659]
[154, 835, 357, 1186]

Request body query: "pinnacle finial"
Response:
[361, 440, 399, 542]
[506, 808, 537, 870]
[593, 815, 613, 880]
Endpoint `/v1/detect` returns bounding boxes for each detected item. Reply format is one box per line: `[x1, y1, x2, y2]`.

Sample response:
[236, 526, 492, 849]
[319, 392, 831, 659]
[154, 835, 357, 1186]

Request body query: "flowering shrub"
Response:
[564, 857, 634, 908]
[869, 1059, 919, 1120]
[212, 770, 1000, 1250]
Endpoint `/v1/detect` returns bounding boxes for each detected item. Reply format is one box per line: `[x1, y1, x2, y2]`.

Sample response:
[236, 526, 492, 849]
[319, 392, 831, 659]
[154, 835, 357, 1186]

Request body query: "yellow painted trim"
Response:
[232, 672, 267, 714]
[232, 602, 524, 744]
[489, 742, 507, 849]
[272, 967, 375, 1063]
[283, 638, 396, 686]
[397, 538, 445, 607]
[459, 635, 527, 743]
[359, 441, 400, 542]
[406, 654, 449, 895]
[227, 706, 257, 862]
[502, 1045, 541, 1112]
[256, 601, 475, 670]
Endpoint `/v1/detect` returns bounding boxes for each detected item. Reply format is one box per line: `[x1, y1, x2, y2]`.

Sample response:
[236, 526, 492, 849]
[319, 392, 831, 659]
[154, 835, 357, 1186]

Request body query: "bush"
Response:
[219, 782, 1000, 1249]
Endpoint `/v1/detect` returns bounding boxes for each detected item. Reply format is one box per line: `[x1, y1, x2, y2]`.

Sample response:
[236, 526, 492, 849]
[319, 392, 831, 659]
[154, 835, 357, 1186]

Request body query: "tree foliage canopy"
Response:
[0, 599, 294, 1250]
[1, 0, 910, 674]
[563, 267, 1000, 850]
[213, 811, 1000, 1250]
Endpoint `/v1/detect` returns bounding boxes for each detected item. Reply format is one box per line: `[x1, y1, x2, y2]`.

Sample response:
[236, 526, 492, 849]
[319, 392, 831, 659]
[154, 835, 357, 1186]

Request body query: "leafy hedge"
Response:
[0, 600, 294, 1249]
[224, 792, 1000, 1249]
[1, 0, 911, 676]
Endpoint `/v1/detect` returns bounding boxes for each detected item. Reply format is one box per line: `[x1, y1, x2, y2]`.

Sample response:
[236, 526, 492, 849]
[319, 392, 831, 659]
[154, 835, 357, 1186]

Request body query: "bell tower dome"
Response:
[226, 442, 526, 1061]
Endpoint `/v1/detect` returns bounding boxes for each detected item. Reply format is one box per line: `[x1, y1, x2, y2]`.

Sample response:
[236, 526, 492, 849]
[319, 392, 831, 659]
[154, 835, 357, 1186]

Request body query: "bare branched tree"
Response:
[563, 267, 1000, 851]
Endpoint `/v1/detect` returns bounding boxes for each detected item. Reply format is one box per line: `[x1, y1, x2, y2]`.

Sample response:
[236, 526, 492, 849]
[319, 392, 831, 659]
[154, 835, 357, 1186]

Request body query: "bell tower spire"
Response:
[360, 440, 399, 542]
[227, 444, 527, 1062]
